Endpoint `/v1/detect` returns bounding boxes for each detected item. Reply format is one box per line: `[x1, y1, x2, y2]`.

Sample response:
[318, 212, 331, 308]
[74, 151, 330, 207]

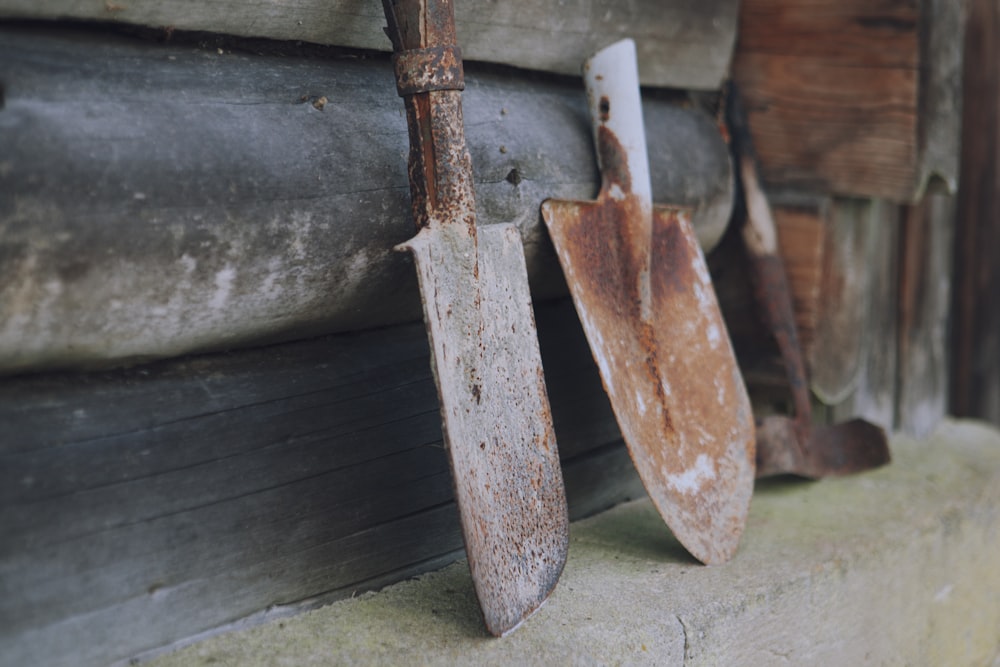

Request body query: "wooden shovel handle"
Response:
[382, 0, 475, 234]
[726, 82, 814, 431]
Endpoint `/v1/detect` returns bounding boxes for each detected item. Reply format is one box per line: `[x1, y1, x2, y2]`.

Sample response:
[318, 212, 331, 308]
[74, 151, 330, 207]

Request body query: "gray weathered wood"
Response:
[0, 0, 739, 90]
[896, 193, 954, 437]
[916, 0, 969, 196]
[0, 298, 640, 667]
[829, 199, 899, 430]
[0, 26, 733, 375]
[808, 198, 880, 405]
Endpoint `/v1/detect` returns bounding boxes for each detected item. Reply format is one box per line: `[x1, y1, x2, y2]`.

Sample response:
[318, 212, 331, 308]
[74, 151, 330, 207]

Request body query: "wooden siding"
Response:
[0, 0, 739, 90]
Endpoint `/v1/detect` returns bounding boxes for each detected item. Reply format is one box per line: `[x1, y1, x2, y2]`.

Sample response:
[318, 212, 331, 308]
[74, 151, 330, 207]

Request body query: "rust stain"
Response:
[541, 123, 755, 565]
[596, 124, 632, 195]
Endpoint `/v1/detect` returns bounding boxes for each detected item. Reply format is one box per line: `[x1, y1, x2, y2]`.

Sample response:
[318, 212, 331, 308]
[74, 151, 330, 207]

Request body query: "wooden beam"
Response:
[0, 298, 643, 667]
[0, 0, 739, 90]
[0, 26, 733, 375]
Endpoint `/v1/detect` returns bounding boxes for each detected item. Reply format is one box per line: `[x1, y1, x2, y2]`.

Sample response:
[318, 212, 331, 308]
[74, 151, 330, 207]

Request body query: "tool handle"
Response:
[583, 39, 653, 208]
[726, 82, 813, 429]
[382, 0, 475, 233]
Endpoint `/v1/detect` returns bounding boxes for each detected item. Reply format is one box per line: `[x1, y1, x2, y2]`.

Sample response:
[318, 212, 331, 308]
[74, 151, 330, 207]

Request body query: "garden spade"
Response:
[541, 40, 755, 565]
[381, 0, 568, 636]
[725, 81, 891, 479]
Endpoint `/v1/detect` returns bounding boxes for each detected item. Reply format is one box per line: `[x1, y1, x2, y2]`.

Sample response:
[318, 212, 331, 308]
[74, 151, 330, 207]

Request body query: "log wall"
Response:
[0, 26, 733, 374]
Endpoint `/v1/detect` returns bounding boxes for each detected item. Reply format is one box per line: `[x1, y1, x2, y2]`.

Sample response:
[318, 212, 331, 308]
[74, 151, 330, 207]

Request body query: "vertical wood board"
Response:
[829, 200, 900, 430]
[951, 0, 1000, 425]
[897, 194, 954, 437]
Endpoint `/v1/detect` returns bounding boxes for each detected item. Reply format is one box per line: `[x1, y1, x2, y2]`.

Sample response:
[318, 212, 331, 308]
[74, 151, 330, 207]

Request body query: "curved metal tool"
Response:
[381, 0, 568, 636]
[725, 81, 891, 479]
[542, 40, 755, 565]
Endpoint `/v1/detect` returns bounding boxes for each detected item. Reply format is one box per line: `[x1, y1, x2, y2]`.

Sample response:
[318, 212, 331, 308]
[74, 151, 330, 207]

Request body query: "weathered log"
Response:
[0, 26, 733, 374]
[0, 0, 739, 90]
[0, 298, 642, 667]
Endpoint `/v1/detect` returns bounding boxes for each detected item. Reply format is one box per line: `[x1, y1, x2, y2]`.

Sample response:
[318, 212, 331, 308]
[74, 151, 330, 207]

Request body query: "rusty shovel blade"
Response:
[541, 40, 755, 565]
[383, 0, 568, 637]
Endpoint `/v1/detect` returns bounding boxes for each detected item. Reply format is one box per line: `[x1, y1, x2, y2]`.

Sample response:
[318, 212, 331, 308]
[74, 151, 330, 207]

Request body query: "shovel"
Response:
[725, 82, 891, 479]
[381, 0, 568, 636]
[541, 40, 755, 565]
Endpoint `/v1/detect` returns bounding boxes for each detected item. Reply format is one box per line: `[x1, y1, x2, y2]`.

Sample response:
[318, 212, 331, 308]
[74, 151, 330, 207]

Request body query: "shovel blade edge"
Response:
[401, 221, 569, 636]
[542, 199, 755, 565]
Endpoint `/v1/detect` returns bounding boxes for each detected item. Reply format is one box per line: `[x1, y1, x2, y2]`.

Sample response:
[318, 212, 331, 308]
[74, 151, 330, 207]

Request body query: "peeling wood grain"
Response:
[0, 26, 733, 375]
[0, 0, 739, 90]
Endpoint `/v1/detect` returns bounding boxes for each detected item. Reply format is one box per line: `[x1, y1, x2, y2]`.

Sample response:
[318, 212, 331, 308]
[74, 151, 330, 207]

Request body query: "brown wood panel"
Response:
[732, 0, 922, 200]
[736, 0, 920, 66]
[952, 0, 1000, 426]
[772, 204, 826, 354]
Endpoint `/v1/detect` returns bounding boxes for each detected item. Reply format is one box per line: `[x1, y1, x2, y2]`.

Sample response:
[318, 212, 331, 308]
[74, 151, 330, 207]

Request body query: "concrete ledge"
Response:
[146, 420, 1000, 666]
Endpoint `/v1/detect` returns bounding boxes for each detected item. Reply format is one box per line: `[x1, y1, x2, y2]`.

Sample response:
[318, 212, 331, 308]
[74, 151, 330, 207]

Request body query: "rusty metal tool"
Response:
[541, 40, 755, 565]
[725, 81, 891, 479]
[381, 0, 568, 636]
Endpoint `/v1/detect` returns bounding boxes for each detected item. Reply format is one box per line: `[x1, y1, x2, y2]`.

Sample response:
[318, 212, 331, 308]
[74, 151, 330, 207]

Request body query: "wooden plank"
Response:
[806, 198, 878, 405]
[0, 25, 734, 375]
[0, 298, 636, 667]
[771, 202, 826, 354]
[952, 0, 1000, 426]
[896, 193, 954, 437]
[829, 199, 900, 430]
[916, 0, 969, 196]
[0, 0, 739, 90]
[711, 195, 902, 428]
[732, 0, 922, 201]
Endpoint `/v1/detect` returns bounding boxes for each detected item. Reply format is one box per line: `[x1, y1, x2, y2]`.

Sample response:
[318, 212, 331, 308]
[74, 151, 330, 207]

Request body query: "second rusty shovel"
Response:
[542, 40, 755, 565]
[725, 82, 891, 479]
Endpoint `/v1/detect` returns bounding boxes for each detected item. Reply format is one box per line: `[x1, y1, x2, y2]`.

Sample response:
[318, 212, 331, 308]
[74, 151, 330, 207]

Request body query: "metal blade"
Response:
[542, 198, 755, 564]
[400, 220, 569, 636]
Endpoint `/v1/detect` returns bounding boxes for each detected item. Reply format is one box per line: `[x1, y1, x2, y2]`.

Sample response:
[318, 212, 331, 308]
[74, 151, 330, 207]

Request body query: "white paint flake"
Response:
[666, 453, 717, 495]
